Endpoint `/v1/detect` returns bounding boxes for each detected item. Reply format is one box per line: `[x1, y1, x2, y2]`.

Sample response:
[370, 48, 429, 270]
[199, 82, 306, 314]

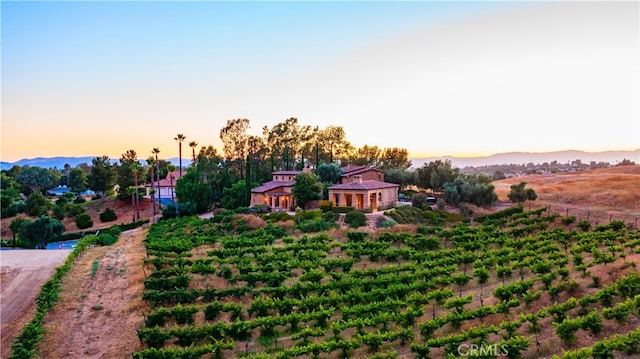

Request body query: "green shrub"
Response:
[296, 209, 323, 222]
[262, 212, 294, 222]
[97, 233, 118, 246]
[99, 208, 117, 222]
[75, 213, 93, 229]
[25, 192, 51, 217]
[319, 200, 334, 212]
[347, 231, 368, 242]
[561, 216, 576, 225]
[577, 220, 591, 231]
[379, 219, 397, 228]
[344, 211, 367, 228]
[177, 202, 197, 217]
[73, 196, 86, 204]
[295, 219, 338, 233]
[322, 210, 339, 223]
[162, 203, 177, 219]
[52, 205, 66, 220]
[411, 193, 430, 209]
[64, 203, 85, 218]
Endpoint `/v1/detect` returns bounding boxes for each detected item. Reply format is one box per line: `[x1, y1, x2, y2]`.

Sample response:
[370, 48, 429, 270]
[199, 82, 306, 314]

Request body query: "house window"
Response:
[334, 193, 339, 206]
[378, 192, 382, 201]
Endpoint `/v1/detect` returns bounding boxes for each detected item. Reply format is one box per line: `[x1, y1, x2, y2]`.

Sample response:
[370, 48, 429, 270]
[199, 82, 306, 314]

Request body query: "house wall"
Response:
[147, 187, 176, 202]
[250, 186, 296, 210]
[272, 174, 297, 181]
[329, 187, 397, 211]
[342, 169, 384, 184]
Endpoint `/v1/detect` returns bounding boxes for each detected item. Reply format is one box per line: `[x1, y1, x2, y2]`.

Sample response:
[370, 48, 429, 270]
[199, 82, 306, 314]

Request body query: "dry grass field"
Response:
[493, 165, 640, 225]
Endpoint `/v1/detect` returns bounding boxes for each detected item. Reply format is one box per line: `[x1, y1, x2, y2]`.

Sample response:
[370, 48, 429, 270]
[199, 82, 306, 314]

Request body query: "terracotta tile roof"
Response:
[272, 170, 303, 175]
[341, 166, 384, 176]
[146, 171, 185, 188]
[328, 180, 398, 191]
[251, 180, 295, 193]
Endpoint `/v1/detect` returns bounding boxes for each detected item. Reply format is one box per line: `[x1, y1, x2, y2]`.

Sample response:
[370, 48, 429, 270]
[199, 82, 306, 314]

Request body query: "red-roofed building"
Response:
[249, 170, 302, 211]
[145, 170, 184, 205]
[249, 164, 398, 212]
[328, 164, 398, 211]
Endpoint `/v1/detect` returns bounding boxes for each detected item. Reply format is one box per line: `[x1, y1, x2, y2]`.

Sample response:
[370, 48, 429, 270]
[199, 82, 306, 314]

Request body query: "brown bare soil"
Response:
[35, 227, 150, 359]
[0, 250, 71, 357]
[1, 197, 158, 240]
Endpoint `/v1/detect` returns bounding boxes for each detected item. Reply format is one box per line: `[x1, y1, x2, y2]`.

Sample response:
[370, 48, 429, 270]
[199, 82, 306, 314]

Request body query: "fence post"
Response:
[245, 342, 249, 354]
[566, 208, 569, 217]
[609, 214, 613, 223]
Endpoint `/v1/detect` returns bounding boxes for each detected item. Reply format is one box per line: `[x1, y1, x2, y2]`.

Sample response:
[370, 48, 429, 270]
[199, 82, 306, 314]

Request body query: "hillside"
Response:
[493, 165, 640, 224]
[410, 149, 639, 169]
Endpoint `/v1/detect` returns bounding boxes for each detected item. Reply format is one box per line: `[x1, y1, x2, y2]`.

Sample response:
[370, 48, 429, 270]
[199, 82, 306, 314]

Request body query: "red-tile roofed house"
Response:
[145, 170, 184, 205]
[249, 170, 301, 211]
[328, 164, 398, 211]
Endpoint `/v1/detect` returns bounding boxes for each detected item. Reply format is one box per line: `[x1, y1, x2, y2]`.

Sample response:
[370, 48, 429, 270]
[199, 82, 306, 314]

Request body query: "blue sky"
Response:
[2, 1, 638, 163]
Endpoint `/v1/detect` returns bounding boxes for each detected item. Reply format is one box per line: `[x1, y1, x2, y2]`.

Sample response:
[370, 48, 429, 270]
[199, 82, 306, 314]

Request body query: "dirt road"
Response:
[35, 228, 149, 359]
[1, 249, 71, 357]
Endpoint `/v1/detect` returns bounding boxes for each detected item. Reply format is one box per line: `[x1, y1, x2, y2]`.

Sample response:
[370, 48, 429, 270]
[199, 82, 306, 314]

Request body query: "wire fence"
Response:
[542, 204, 639, 229]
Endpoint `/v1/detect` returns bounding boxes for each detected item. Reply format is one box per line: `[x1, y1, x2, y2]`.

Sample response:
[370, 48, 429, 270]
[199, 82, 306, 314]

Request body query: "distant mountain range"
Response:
[409, 149, 639, 169]
[1, 149, 638, 171]
[0, 156, 184, 171]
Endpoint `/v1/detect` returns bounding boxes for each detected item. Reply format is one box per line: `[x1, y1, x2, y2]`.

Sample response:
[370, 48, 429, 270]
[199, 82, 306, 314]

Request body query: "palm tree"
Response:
[131, 162, 141, 221]
[167, 164, 176, 204]
[152, 148, 161, 207]
[146, 156, 156, 216]
[189, 141, 198, 166]
[174, 133, 186, 177]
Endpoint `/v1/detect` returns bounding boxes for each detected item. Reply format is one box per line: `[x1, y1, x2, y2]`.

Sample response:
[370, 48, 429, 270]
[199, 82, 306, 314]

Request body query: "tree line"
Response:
[2, 117, 532, 232]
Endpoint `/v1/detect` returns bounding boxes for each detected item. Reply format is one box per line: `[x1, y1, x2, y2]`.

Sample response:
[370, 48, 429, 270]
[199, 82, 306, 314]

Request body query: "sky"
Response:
[1, 0, 638, 163]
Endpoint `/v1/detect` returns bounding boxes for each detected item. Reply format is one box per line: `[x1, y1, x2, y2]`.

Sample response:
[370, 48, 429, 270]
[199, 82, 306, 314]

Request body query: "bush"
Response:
[97, 233, 118, 246]
[162, 203, 177, 219]
[296, 209, 323, 222]
[577, 220, 591, 231]
[411, 193, 430, 209]
[344, 211, 367, 228]
[319, 200, 334, 212]
[295, 219, 338, 233]
[99, 208, 117, 222]
[322, 211, 339, 223]
[73, 196, 86, 204]
[262, 211, 294, 222]
[65, 203, 85, 218]
[177, 202, 197, 217]
[379, 219, 397, 228]
[52, 205, 66, 220]
[75, 213, 93, 229]
[55, 196, 69, 206]
[25, 192, 51, 217]
[347, 231, 368, 242]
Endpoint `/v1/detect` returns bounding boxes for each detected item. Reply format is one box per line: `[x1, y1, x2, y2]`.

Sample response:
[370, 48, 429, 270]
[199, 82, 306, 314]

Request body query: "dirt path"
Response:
[1, 249, 72, 357]
[35, 228, 150, 359]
